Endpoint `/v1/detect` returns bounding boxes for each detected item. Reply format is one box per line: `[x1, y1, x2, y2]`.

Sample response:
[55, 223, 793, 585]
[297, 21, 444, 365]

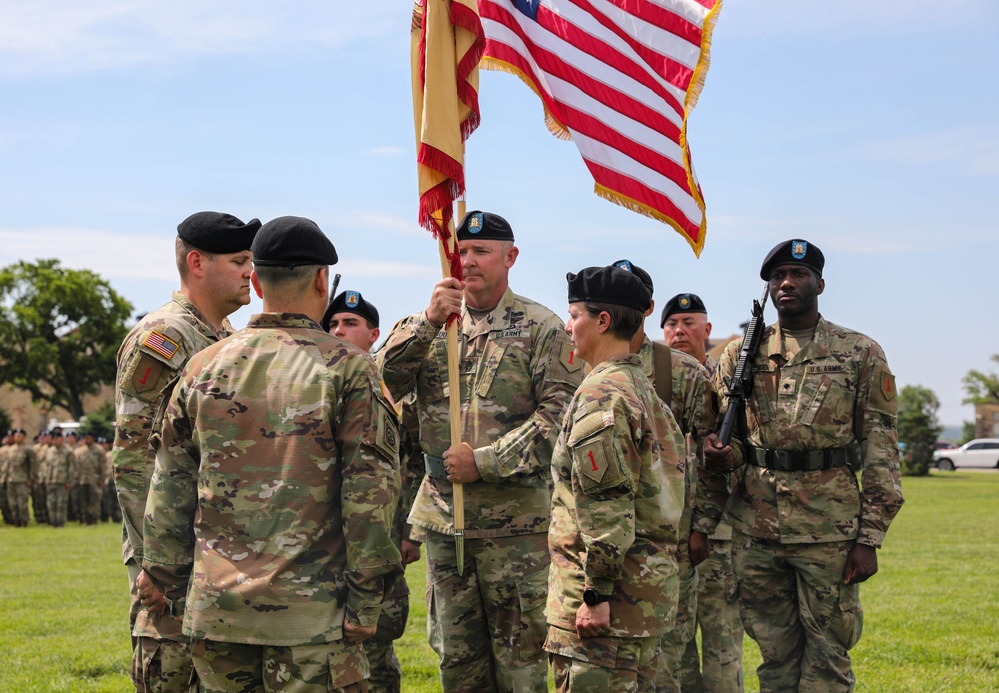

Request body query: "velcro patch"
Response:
[879, 369, 896, 401]
[132, 355, 166, 395]
[142, 331, 180, 360]
[560, 341, 583, 373]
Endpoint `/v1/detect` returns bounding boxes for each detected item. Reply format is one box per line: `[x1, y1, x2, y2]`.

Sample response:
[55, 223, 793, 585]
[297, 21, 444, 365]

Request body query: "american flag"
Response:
[479, 0, 720, 255]
[142, 331, 179, 360]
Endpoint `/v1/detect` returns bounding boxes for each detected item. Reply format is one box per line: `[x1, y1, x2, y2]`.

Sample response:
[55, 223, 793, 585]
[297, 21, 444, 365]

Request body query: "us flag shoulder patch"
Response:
[142, 331, 179, 360]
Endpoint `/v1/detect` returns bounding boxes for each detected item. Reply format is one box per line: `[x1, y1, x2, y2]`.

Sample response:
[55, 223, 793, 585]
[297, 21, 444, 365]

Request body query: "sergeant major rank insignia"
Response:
[792, 241, 808, 259]
[345, 291, 360, 308]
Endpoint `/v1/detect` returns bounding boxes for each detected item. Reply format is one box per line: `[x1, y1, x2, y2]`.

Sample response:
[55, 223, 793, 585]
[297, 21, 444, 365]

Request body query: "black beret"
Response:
[456, 210, 515, 242]
[51, 431, 63, 438]
[66, 431, 78, 438]
[177, 211, 260, 254]
[321, 290, 380, 332]
[660, 293, 707, 328]
[567, 266, 651, 312]
[611, 259, 653, 295]
[252, 216, 338, 267]
[760, 239, 824, 280]
[13, 427, 27, 435]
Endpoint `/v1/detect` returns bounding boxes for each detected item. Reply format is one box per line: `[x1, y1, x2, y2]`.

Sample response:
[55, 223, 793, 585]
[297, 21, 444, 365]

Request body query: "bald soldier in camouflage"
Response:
[662, 292, 744, 693]
[114, 210, 259, 692]
[143, 216, 402, 692]
[695, 240, 904, 692]
[606, 261, 717, 693]
[324, 289, 421, 693]
[381, 211, 583, 692]
[547, 266, 685, 692]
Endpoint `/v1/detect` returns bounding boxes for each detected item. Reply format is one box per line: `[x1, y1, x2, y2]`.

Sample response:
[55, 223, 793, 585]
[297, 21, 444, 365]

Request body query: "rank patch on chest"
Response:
[142, 331, 179, 360]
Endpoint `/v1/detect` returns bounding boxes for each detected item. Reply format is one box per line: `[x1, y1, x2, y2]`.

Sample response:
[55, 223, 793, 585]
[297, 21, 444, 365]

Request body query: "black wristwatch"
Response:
[583, 588, 611, 606]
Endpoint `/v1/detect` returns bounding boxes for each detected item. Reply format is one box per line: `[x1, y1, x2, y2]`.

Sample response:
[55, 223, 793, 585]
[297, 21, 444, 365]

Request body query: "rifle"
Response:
[319, 273, 342, 332]
[717, 283, 769, 446]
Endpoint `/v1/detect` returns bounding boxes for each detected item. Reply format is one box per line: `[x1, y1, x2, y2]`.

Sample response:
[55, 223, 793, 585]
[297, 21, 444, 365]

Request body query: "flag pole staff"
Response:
[437, 202, 465, 575]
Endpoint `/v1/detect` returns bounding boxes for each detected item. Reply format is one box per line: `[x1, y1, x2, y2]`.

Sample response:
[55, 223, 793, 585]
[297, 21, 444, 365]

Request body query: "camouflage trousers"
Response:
[191, 637, 369, 693]
[364, 573, 410, 693]
[133, 637, 198, 693]
[102, 478, 123, 522]
[424, 530, 549, 693]
[6, 482, 31, 526]
[128, 562, 192, 692]
[546, 626, 661, 692]
[32, 482, 49, 524]
[47, 484, 71, 527]
[1, 482, 12, 524]
[680, 538, 744, 692]
[656, 559, 697, 692]
[79, 482, 102, 524]
[731, 531, 863, 693]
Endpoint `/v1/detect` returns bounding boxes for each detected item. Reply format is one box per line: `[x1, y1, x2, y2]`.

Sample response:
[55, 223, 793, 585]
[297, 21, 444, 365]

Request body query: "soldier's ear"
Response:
[816, 277, 825, 296]
[250, 271, 263, 299]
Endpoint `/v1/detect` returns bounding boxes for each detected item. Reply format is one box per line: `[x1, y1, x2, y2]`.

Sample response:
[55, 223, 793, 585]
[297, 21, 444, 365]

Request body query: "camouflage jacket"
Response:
[380, 288, 583, 538]
[693, 316, 904, 548]
[46, 445, 76, 485]
[547, 354, 685, 638]
[75, 443, 106, 486]
[143, 313, 402, 647]
[32, 444, 49, 483]
[5, 444, 35, 484]
[638, 337, 718, 552]
[113, 292, 231, 566]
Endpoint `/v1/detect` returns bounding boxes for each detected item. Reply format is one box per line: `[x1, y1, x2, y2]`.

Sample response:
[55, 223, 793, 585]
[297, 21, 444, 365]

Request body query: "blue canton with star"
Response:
[513, 0, 540, 20]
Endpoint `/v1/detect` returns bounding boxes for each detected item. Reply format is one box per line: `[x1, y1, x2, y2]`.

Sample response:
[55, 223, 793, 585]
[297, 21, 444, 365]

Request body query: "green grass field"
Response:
[2, 472, 997, 692]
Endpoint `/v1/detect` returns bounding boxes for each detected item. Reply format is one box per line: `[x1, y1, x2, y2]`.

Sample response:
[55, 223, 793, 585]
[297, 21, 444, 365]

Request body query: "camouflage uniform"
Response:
[75, 441, 106, 524]
[0, 442, 10, 524]
[31, 441, 50, 525]
[143, 313, 402, 691]
[114, 292, 231, 692]
[635, 339, 719, 693]
[46, 444, 76, 526]
[680, 351, 744, 693]
[546, 354, 686, 692]
[365, 395, 425, 693]
[5, 443, 36, 526]
[694, 317, 904, 692]
[380, 288, 582, 693]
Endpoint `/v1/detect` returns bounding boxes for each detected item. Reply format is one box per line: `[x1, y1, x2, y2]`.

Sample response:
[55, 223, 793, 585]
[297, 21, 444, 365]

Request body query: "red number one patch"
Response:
[588, 450, 598, 472]
[138, 367, 152, 385]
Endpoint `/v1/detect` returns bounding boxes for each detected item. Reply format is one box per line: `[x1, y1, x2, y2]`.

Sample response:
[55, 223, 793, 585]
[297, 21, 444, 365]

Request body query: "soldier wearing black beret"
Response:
[321, 290, 381, 351]
[251, 216, 338, 267]
[697, 238, 903, 691]
[547, 266, 685, 690]
[113, 209, 260, 686]
[456, 210, 515, 242]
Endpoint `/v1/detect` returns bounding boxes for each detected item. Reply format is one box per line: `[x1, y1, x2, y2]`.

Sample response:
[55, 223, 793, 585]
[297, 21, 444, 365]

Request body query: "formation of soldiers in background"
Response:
[0, 426, 122, 528]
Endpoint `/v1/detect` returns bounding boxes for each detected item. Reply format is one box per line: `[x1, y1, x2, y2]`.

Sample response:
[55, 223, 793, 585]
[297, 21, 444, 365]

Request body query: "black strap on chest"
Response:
[651, 341, 673, 410]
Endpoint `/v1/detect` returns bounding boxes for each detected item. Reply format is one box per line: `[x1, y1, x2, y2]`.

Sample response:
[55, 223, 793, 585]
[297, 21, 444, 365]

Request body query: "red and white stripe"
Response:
[479, 0, 719, 254]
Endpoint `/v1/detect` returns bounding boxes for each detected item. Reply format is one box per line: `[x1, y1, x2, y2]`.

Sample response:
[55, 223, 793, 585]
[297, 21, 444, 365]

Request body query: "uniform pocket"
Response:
[515, 565, 550, 663]
[327, 639, 369, 691]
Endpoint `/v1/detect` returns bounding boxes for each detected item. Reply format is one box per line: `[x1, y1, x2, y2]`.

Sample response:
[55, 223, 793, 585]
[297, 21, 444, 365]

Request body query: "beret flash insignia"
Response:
[345, 291, 360, 308]
[792, 241, 808, 259]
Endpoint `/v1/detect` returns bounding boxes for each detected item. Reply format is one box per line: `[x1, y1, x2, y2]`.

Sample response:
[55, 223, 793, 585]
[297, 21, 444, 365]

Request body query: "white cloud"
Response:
[0, 227, 176, 281]
[0, 1, 397, 77]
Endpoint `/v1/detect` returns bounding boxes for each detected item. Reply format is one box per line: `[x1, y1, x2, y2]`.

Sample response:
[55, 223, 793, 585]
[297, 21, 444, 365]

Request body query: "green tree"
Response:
[962, 354, 999, 405]
[961, 421, 976, 445]
[898, 384, 943, 476]
[0, 260, 133, 420]
[80, 401, 116, 441]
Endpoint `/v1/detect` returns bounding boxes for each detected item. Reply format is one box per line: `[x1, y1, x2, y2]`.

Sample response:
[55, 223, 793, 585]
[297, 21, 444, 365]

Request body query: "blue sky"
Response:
[1, 1, 996, 426]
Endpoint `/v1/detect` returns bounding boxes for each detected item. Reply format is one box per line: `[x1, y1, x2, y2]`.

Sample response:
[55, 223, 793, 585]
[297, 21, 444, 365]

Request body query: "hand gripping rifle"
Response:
[717, 284, 769, 446]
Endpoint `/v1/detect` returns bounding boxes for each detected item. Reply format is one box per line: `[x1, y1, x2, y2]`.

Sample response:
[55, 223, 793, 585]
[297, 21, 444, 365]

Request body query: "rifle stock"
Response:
[718, 284, 770, 446]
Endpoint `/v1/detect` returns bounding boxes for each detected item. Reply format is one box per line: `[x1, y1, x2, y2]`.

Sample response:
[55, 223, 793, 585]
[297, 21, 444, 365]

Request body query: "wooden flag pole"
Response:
[437, 213, 465, 575]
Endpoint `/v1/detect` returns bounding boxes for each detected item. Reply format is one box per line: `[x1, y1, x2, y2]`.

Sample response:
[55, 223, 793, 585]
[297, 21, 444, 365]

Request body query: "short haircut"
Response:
[254, 264, 325, 295]
[175, 237, 216, 278]
[583, 302, 644, 341]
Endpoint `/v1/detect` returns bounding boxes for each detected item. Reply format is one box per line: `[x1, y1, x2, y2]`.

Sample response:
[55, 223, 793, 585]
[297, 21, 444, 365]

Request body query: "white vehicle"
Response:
[933, 438, 999, 471]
